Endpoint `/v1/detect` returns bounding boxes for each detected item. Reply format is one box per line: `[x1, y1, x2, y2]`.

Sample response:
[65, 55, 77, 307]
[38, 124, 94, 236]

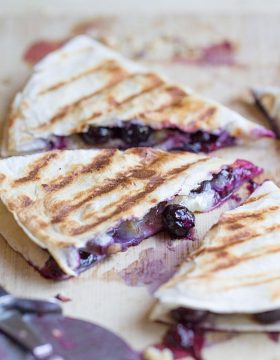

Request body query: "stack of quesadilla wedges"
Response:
[150, 181, 280, 359]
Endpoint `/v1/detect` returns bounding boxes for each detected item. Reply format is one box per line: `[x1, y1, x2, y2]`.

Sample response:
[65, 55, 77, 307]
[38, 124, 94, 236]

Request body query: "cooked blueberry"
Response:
[41, 257, 66, 280]
[183, 142, 202, 153]
[247, 180, 258, 194]
[82, 126, 113, 145]
[164, 324, 194, 349]
[162, 205, 195, 237]
[48, 136, 67, 150]
[254, 310, 280, 324]
[190, 130, 212, 144]
[120, 124, 152, 145]
[79, 250, 98, 269]
[170, 307, 209, 325]
[211, 168, 235, 197]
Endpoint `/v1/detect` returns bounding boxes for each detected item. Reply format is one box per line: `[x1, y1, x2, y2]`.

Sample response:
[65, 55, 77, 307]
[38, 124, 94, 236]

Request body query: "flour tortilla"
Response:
[152, 181, 280, 332]
[2, 35, 274, 156]
[0, 148, 249, 277]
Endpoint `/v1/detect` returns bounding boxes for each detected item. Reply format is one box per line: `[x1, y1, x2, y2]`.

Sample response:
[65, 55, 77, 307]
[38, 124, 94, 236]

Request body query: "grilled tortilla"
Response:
[0, 148, 260, 279]
[151, 181, 280, 332]
[2, 35, 274, 157]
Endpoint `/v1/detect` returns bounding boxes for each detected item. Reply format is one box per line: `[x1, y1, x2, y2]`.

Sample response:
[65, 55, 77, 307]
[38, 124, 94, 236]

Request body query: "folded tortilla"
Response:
[2, 35, 274, 156]
[0, 148, 260, 279]
[152, 181, 280, 332]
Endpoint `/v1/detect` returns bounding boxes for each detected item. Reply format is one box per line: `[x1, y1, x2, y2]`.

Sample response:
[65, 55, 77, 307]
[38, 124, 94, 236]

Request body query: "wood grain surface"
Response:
[0, 13, 279, 351]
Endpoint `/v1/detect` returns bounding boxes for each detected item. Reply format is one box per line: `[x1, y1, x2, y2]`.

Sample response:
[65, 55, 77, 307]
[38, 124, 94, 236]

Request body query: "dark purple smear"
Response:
[23, 39, 67, 65]
[119, 239, 196, 294]
[0, 314, 140, 360]
[173, 40, 236, 66]
[151, 324, 205, 360]
[48, 136, 67, 150]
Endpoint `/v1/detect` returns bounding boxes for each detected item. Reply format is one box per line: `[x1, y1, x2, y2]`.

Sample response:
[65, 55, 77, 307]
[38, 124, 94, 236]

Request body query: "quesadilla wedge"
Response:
[2, 35, 274, 157]
[0, 148, 261, 279]
[150, 181, 280, 358]
[252, 86, 280, 138]
[147, 181, 280, 360]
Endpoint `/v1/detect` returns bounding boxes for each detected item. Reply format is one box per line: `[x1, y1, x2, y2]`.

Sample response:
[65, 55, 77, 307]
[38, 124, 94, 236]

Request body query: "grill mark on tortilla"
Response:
[83, 83, 177, 125]
[42, 73, 163, 131]
[39, 60, 123, 95]
[221, 205, 280, 224]
[191, 243, 280, 281]
[218, 274, 280, 292]
[69, 158, 208, 236]
[77, 79, 167, 128]
[50, 151, 172, 223]
[41, 149, 116, 192]
[205, 226, 278, 254]
[196, 224, 280, 275]
[194, 106, 217, 124]
[140, 99, 216, 129]
[243, 192, 268, 205]
[14, 153, 58, 184]
[38, 67, 130, 128]
[196, 207, 280, 256]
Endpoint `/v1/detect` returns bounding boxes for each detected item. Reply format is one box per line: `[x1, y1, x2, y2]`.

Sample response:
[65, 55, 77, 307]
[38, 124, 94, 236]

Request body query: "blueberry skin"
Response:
[82, 126, 114, 145]
[79, 250, 98, 269]
[162, 205, 195, 238]
[120, 124, 152, 145]
[164, 324, 195, 349]
[254, 310, 280, 324]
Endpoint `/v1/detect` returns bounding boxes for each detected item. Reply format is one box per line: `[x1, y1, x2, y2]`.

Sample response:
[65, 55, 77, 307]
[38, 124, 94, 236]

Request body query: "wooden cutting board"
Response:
[0, 13, 279, 351]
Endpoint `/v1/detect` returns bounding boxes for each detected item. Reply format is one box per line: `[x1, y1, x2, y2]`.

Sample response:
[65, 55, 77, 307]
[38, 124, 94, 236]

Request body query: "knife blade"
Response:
[0, 286, 62, 314]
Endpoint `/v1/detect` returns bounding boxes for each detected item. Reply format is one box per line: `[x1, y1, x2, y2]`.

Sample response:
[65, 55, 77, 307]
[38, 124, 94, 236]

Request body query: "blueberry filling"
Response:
[120, 124, 152, 145]
[162, 205, 195, 238]
[78, 250, 99, 269]
[39, 160, 260, 279]
[172, 307, 280, 327]
[78, 124, 235, 153]
[40, 250, 102, 280]
[164, 324, 195, 350]
[170, 307, 209, 326]
[254, 310, 280, 324]
[162, 323, 204, 360]
[189, 160, 262, 210]
[48, 135, 67, 150]
[82, 127, 114, 145]
[162, 307, 280, 359]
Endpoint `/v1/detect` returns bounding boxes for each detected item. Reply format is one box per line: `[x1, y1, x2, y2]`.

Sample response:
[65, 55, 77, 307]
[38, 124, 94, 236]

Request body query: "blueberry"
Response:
[211, 169, 235, 197]
[79, 250, 98, 269]
[183, 142, 202, 153]
[120, 124, 152, 145]
[254, 310, 280, 324]
[190, 130, 212, 144]
[82, 126, 113, 145]
[162, 205, 195, 237]
[164, 324, 194, 349]
[192, 180, 212, 195]
[170, 307, 209, 325]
